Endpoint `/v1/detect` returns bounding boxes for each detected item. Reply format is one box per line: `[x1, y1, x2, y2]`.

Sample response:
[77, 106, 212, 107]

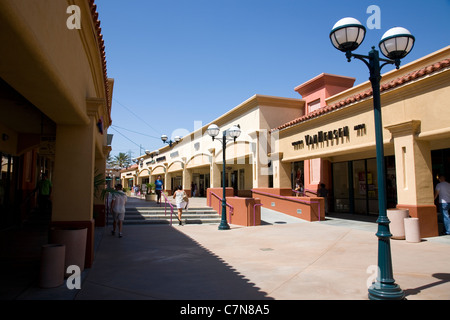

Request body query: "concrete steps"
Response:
[107, 206, 221, 225]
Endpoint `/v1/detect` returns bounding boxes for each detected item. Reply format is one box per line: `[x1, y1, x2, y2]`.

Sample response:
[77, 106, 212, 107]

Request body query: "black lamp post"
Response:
[207, 123, 241, 230]
[330, 17, 414, 300]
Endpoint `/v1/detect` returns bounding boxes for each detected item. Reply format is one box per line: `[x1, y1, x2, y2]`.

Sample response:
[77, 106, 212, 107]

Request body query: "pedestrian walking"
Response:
[155, 175, 163, 204]
[37, 173, 52, 213]
[435, 174, 450, 235]
[318, 183, 329, 214]
[111, 184, 127, 238]
[173, 185, 188, 225]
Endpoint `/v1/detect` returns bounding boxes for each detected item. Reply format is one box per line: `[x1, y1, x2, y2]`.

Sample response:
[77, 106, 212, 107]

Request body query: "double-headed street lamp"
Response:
[161, 134, 181, 147]
[207, 124, 241, 230]
[330, 17, 415, 300]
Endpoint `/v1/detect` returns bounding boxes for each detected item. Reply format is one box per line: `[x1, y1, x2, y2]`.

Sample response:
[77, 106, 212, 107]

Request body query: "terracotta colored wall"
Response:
[50, 219, 95, 268]
[252, 188, 324, 222]
[207, 188, 261, 226]
[207, 188, 234, 207]
[396, 204, 438, 238]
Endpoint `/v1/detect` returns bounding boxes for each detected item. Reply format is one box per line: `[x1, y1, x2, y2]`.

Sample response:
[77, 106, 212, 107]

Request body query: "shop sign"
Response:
[292, 124, 365, 150]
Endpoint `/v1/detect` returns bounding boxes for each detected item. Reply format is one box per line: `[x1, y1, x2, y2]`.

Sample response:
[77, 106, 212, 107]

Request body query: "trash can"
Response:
[387, 208, 409, 239]
[39, 244, 65, 288]
[404, 217, 421, 243]
[50, 228, 87, 277]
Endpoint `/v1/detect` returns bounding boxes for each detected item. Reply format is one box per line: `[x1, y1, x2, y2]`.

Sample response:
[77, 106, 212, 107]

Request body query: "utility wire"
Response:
[111, 124, 160, 140]
[113, 98, 161, 136]
[109, 126, 145, 150]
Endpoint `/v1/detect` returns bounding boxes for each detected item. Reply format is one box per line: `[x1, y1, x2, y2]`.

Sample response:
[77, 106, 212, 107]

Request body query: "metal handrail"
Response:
[292, 188, 317, 197]
[161, 191, 174, 226]
[292, 189, 305, 197]
[208, 191, 234, 221]
[252, 189, 322, 221]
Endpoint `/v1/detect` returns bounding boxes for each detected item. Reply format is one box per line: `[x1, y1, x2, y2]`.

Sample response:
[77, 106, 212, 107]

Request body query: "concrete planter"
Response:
[387, 208, 409, 239]
[50, 228, 87, 277]
[39, 244, 65, 288]
[145, 194, 157, 201]
[405, 217, 421, 243]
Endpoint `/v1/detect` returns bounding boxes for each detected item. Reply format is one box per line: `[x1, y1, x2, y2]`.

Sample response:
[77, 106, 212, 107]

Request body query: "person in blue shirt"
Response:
[155, 175, 164, 204]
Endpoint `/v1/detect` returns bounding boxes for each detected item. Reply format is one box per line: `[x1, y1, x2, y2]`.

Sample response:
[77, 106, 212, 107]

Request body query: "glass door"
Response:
[353, 160, 368, 214]
[0, 153, 18, 228]
[332, 162, 350, 212]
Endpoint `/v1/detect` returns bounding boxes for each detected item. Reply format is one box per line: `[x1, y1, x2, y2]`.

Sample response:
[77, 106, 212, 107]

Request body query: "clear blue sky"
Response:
[95, 0, 450, 160]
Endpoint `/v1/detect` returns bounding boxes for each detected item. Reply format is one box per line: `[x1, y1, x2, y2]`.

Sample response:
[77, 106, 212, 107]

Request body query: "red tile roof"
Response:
[272, 58, 450, 132]
[88, 0, 111, 123]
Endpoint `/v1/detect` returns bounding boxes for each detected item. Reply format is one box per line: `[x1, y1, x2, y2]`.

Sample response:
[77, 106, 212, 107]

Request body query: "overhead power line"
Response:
[109, 126, 145, 150]
[113, 98, 161, 136]
[111, 125, 160, 140]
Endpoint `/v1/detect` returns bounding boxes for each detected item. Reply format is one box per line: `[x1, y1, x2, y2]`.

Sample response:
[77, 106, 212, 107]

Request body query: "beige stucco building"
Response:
[0, 0, 113, 266]
[122, 95, 304, 197]
[122, 46, 450, 238]
[271, 46, 450, 237]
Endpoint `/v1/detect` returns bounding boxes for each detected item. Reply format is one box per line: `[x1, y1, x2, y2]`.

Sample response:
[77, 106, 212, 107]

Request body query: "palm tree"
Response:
[113, 152, 131, 168]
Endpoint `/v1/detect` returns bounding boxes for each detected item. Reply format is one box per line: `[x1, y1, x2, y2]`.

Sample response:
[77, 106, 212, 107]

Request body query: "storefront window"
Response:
[366, 158, 379, 214]
[386, 156, 397, 209]
[333, 162, 350, 212]
[332, 156, 396, 215]
[291, 161, 304, 190]
[0, 153, 17, 228]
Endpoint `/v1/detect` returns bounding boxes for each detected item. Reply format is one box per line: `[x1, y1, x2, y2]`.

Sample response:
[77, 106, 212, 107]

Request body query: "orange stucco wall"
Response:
[252, 188, 324, 222]
[207, 188, 261, 226]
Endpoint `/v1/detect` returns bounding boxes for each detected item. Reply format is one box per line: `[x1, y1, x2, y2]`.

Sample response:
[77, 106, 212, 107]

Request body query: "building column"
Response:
[386, 120, 438, 237]
[271, 152, 291, 189]
[209, 148, 220, 188]
[249, 130, 269, 188]
[183, 167, 193, 196]
[51, 120, 96, 267]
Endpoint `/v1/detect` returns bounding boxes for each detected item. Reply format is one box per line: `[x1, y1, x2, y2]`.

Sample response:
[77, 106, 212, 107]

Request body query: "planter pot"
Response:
[145, 194, 157, 201]
[404, 218, 421, 243]
[50, 227, 87, 277]
[387, 208, 409, 239]
[39, 244, 65, 288]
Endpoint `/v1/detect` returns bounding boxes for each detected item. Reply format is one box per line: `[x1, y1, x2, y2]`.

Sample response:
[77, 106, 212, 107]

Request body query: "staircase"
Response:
[107, 204, 221, 225]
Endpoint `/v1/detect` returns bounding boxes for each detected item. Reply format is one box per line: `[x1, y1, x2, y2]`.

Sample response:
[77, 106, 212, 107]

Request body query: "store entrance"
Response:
[432, 148, 450, 234]
[1, 153, 18, 229]
[192, 173, 209, 197]
[432, 148, 450, 184]
[332, 156, 397, 215]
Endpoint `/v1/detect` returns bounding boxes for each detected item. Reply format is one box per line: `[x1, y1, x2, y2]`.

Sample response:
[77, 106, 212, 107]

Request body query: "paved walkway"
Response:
[5, 197, 450, 301]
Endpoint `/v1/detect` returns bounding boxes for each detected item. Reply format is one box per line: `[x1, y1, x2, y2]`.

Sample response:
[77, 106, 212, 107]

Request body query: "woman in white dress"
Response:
[173, 185, 188, 225]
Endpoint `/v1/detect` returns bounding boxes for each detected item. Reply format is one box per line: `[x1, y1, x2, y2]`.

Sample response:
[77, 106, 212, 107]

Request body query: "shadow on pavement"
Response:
[403, 273, 450, 299]
[75, 225, 273, 300]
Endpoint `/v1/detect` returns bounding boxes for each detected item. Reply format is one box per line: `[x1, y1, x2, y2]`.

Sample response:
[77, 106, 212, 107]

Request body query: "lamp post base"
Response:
[218, 223, 231, 230]
[368, 283, 405, 300]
